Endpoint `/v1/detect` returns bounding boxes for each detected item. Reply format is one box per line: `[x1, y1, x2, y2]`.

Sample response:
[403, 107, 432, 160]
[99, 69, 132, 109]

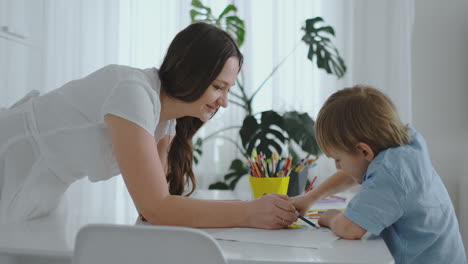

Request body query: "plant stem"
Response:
[228, 99, 249, 110]
[203, 125, 242, 141]
[236, 80, 249, 100]
[229, 91, 244, 100]
[236, 74, 252, 115]
[249, 41, 302, 102]
[216, 135, 246, 155]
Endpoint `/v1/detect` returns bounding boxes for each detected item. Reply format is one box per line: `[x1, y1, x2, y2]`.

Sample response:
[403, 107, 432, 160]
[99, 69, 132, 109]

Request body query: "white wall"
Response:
[412, 0, 468, 251]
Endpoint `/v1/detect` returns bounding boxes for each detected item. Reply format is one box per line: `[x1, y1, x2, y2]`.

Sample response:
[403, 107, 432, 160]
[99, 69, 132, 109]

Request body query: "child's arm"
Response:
[291, 170, 358, 215]
[318, 209, 366, 240]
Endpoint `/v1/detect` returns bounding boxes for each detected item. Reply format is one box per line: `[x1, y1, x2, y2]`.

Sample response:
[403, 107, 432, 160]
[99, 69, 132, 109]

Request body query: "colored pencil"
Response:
[298, 215, 318, 228]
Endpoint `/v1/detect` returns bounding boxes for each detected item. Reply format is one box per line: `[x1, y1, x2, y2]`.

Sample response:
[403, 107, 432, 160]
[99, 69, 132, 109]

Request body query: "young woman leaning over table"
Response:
[0, 22, 299, 229]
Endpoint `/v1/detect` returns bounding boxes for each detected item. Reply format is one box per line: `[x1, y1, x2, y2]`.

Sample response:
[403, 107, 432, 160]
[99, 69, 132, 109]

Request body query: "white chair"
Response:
[72, 224, 227, 264]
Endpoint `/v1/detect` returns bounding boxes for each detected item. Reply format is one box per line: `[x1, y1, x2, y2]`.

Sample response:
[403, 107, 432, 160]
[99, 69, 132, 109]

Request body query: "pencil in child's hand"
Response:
[298, 215, 318, 228]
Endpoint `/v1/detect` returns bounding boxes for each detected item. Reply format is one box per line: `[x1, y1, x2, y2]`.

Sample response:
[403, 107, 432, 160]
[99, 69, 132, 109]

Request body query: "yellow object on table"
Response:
[249, 176, 290, 198]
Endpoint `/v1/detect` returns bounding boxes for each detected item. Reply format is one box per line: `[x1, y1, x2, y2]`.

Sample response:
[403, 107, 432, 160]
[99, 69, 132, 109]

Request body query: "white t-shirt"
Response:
[31, 64, 176, 183]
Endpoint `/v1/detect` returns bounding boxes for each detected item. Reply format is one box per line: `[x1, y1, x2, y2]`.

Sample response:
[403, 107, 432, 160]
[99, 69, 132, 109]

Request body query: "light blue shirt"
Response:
[344, 124, 467, 264]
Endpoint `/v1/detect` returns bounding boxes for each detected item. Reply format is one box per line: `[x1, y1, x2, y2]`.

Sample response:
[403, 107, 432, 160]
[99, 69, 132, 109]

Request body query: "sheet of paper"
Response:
[212, 226, 339, 248]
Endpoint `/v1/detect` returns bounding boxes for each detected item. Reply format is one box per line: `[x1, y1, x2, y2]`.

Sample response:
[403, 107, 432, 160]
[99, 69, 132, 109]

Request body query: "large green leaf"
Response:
[224, 15, 245, 47]
[190, 0, 245, 47]
[301, 17, 346, 78]
[208, 182, 230, 190]
[190, 0, 214, 23]
[227, 159, 249, 189]
[212, 111, 320, 190]
[239, 111, 286, 157]
[193, 137, 203, 164]
[209, 158, 249, 190]
[282, 111, 321, 155]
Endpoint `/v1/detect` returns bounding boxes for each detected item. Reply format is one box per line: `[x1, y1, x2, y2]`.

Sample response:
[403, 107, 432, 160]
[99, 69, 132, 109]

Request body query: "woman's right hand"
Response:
[246, 193, 299, 229]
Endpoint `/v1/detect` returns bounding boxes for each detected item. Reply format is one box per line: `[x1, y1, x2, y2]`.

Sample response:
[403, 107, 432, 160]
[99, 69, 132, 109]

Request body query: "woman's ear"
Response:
[355, 142, 375, 162]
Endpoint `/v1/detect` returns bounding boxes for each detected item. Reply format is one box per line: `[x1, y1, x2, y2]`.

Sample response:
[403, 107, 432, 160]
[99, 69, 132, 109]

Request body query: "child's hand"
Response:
[289, 194, 317, 216]
[318, 209, 366, 239]
[317, 209, 341, 227]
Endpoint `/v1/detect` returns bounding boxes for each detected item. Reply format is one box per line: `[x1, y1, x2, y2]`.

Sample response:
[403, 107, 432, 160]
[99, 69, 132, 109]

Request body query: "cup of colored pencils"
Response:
[247, 150, 316, 198]
[287, 154, 318, 196]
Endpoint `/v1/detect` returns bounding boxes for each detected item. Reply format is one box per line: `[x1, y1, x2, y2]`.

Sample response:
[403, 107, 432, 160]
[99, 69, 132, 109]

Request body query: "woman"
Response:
[0, 22, 298, 229]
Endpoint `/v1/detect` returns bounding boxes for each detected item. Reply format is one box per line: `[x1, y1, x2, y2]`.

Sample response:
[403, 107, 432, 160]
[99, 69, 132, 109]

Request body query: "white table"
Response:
[0, 189, 394, 264]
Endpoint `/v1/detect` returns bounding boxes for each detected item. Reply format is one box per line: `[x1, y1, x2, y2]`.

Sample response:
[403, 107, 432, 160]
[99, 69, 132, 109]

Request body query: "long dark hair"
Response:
[159, 22, 243, 196]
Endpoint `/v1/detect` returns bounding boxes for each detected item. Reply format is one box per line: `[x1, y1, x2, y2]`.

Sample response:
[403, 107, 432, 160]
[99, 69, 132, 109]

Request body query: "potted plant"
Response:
[190, 0, 346, 192]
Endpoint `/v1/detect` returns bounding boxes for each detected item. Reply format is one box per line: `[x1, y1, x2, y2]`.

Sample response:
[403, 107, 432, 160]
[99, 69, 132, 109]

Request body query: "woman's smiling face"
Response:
[191, 56, 239, 122]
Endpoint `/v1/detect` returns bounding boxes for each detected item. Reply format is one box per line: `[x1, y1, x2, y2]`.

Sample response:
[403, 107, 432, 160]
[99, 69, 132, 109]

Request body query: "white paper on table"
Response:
[212, 227, 339, 248]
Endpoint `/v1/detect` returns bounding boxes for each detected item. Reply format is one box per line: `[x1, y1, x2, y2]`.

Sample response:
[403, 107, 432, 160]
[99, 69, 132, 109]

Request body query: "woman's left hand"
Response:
[246, 193, 299, 229]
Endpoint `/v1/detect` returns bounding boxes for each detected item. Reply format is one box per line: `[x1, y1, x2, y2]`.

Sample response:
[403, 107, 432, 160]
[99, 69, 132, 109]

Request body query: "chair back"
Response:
[72, 224, 227, 264]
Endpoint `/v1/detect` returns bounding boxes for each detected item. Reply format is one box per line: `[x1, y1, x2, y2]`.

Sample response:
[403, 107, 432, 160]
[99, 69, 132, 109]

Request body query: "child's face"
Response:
[327, 145, 373, 183]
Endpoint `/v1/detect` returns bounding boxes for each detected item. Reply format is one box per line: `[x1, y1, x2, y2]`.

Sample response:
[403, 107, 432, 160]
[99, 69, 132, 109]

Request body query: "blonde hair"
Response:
[316, 85, 411, 156]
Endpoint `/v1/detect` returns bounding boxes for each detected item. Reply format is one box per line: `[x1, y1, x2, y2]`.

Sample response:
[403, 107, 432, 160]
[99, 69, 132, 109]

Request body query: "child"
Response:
[292, 85, 467, 263]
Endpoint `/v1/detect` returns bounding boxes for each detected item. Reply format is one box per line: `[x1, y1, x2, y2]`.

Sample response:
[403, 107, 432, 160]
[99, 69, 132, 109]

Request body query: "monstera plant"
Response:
[190, 0, 346, 190]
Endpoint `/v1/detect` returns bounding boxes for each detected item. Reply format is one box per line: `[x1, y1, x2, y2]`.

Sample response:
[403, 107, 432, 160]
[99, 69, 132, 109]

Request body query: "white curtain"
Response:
[201, 0, 415, 189]
[315, 0, 415, 183]
[43, 0, 130, 222]
[43, 0, 120, 90]
[40, 0, 414, 206]
[342, 0, 414, 125]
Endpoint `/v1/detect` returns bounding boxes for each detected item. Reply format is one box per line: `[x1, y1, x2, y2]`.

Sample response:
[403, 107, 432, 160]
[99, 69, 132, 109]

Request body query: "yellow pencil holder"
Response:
[249, 176, 290, 199]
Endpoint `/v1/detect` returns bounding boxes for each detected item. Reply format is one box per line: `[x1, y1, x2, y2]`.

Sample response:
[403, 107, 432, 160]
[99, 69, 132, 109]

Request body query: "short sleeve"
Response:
[343, 167, 405, 235]
[101, 80, 159, 135]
